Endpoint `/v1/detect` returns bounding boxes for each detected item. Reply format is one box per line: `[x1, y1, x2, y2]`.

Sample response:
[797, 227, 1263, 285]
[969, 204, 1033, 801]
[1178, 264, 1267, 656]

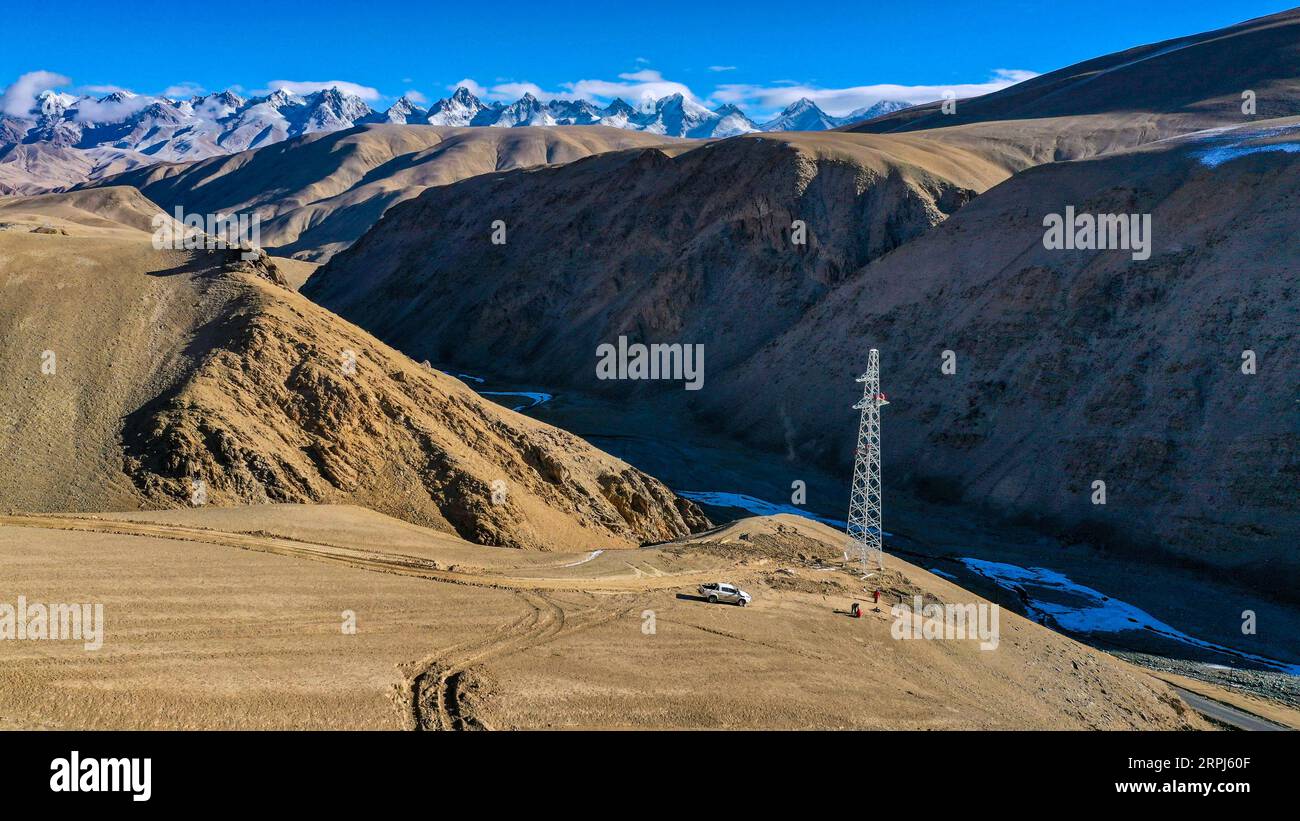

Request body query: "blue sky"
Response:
[1, 0, 1292, 118]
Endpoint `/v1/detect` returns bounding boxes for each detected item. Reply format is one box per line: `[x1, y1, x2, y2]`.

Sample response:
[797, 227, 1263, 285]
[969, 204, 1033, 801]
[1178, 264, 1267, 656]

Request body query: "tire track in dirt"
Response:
[0, 515, 653, 731]
[415, 592, 565, 730]
[0, 515, 720, 593]
[409, 592, 648, 730]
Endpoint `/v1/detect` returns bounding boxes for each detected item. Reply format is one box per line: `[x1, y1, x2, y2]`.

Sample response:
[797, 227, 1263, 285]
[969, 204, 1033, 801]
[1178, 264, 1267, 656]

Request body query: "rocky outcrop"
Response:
[120, 269, 709, 550]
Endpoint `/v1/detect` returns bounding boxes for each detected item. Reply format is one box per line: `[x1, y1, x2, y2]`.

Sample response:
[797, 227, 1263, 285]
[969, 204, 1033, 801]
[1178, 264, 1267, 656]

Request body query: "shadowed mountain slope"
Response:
[303, 130, 1016, 384]
[704, 120, 1300, 593]
[850, 8, 1300, 140]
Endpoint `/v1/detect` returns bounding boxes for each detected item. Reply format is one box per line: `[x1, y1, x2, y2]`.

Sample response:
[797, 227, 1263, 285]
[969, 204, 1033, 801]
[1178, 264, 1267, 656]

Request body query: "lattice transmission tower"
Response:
[846, 348, 888, 572]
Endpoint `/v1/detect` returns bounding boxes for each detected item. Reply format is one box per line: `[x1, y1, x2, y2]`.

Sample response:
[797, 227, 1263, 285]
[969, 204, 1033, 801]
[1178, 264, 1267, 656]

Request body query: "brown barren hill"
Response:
[0, 190, 707, 550]
[848, 8, 1300, 139]
[0, 185, 174, 237]
[704, 120, 1300, 593]
[0, 141, 150, 196]
[302, 130, 1015, 385]
[86, 124, 685, 261]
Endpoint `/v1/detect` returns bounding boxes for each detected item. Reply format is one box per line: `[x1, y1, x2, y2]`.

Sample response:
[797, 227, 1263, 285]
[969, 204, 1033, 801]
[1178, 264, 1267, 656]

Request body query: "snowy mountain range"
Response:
[0, 85, 913, 192]
[760, 97, 911, 131]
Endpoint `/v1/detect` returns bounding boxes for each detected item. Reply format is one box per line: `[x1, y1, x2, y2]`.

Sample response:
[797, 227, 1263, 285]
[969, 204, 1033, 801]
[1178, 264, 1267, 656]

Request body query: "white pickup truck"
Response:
[698, 582, 751, 606]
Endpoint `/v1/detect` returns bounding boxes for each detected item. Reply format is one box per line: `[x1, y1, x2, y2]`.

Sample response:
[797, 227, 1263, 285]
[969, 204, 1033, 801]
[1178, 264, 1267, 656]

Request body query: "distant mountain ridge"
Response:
[88, 124, 680, 262]
[0, 83, 913, 192]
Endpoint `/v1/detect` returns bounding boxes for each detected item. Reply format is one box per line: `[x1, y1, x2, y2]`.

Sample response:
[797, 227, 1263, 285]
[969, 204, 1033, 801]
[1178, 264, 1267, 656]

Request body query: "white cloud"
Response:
[193, 94, 240, 120]
[266, 79, 383, 101]
[81, 84, 133, 95]
[450, 77, 489, 98]
[489, 81, 554, 101]
[450, 77, 523, 101]
[73, 93, 154, 123]
[162, 82, 206, 99]
[712, 69, 1040, 117]
[991, 68, 1039, 84]
[565, 70, 704, 108]
[444, 67, 1036, 119]
[618, 70, 661, 83]
[1, 70, 71, 117]
[452, 70, 704, 109]
[708, 66, 738, 72]
[403, 89, 428, 104]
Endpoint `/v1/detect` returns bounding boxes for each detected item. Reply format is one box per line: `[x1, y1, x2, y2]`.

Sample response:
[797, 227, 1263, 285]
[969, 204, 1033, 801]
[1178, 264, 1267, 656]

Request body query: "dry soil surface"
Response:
[0, 506, 1207, 730]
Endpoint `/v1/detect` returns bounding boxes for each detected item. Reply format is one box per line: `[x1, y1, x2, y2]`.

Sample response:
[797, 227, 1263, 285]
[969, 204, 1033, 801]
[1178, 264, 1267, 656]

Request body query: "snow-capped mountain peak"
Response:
[35, 89, 77, 118]
[839, 99, 912, 125]
[191, 90, 244, 121]
[760, 98, 840, 132]
[710, 104, 761, 138]
[264, 88, 299, 109]
[604, 98, 635, 117]
[548, 98, 605, 125]
[1, 79, 921, 194]
[377, 95, 429, 124]
[636, 93, 748, 138]
[478, 92, 555, 128]
[301, 87, 373, 133]
[427, 86, 489, 126]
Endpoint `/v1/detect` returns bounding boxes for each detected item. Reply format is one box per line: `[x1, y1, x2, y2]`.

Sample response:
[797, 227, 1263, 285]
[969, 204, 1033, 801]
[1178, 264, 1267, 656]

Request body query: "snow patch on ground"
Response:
[1199, 141, 1300, 167]
[562, 549, 603, 567]
[1191, 123, 1300, 168]
[959, 558, 1300, 675]
[676, 490, 850, 529]
[439, 371, 551, 410]
[478, 391, 553, 411]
